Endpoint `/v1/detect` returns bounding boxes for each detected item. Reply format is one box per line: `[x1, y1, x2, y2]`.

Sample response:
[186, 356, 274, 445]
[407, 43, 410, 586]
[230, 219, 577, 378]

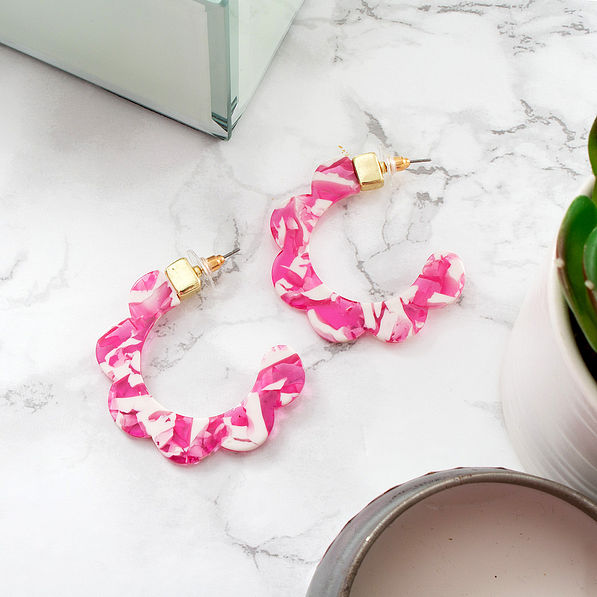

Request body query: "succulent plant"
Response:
[556, 117, 597, 351]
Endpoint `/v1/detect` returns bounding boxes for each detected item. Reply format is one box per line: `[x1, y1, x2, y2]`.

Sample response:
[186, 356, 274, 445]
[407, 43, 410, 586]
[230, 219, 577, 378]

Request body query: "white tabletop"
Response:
[1, 1, 597, 595]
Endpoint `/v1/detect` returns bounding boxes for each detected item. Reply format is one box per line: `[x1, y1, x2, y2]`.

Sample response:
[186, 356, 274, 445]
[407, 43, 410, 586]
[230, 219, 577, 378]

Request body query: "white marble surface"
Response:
[1, 1, 597, 595]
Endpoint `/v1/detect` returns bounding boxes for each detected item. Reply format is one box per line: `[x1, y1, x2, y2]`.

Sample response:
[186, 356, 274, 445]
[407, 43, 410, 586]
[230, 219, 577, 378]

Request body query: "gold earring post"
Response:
[166, 247, 240, 299]
[352, 152, 431, 191]
[201, 247, 239, 275]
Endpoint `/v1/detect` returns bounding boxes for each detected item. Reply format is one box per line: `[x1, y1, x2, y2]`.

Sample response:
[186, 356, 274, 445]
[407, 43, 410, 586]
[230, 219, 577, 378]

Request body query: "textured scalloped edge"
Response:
[270, 156, 465, 343]
[96, 270, 305, 465]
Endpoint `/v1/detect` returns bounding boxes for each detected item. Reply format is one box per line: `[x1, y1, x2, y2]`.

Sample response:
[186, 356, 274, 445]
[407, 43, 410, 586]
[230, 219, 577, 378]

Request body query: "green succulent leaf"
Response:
[584, 227, 597, 312]
[589, 116, 597, 179]
[556, 194, 597, 352]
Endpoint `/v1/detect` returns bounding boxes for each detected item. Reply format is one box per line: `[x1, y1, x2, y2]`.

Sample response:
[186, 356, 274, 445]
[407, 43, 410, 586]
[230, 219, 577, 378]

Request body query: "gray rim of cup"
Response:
[306, 467, 597, 597]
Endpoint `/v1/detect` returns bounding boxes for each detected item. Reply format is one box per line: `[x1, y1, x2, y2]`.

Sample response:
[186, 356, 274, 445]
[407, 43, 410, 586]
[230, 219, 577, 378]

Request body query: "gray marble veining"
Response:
[1, 1, 596, 595]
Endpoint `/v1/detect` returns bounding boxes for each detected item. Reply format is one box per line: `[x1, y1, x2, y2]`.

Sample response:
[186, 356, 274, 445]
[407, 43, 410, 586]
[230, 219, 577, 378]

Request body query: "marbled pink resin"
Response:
[271, 157, 465, 343]
[96, 271, 305, 465]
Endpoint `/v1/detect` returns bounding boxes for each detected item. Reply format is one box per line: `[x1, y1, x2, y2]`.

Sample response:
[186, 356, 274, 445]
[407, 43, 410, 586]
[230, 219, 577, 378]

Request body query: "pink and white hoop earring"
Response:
[96, 249, 305, 465]
[270, 152, 465, 343]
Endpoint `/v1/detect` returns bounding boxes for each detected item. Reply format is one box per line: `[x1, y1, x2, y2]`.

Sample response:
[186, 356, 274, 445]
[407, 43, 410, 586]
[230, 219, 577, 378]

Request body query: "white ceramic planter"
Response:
[502, 177, 597, 501]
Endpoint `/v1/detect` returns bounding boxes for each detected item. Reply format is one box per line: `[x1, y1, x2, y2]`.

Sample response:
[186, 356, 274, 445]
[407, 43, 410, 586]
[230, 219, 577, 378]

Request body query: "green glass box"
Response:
[0, 0, 302, 138]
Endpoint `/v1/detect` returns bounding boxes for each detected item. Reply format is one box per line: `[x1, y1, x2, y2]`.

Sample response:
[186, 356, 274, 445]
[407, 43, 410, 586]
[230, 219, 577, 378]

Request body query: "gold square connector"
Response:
[166, 257, 201, 299]
[352, 152, 385, 191]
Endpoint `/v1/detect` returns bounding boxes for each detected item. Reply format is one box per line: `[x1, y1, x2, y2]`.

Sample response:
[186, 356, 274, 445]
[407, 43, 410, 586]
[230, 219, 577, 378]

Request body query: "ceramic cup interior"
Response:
[349, 482, 597, 597]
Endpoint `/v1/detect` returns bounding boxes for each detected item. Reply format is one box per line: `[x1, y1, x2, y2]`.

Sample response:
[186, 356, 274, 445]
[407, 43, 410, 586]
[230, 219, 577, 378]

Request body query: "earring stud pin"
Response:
[353, 152, 432, 190]
[166, 247, 240, 299]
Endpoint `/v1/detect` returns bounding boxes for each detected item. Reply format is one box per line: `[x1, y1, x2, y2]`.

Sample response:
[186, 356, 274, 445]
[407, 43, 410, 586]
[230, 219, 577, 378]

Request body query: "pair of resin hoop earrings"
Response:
[96, 151, 465, 465]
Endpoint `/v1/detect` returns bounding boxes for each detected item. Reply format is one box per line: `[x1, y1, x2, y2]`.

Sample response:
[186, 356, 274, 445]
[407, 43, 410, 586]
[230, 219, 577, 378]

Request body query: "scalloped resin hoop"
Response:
[270, 156, 465, 343]
[96, 270, 305, 465]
